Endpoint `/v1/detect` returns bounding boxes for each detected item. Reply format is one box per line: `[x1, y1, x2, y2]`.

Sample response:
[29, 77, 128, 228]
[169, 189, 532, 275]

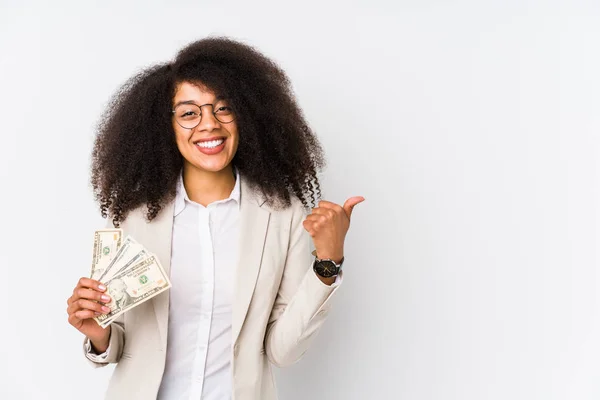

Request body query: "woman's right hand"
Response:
[67, 277, 112, 353]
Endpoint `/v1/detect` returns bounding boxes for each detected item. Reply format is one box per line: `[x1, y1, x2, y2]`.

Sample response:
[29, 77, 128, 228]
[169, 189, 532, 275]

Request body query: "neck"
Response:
[182, 162, 236, 207]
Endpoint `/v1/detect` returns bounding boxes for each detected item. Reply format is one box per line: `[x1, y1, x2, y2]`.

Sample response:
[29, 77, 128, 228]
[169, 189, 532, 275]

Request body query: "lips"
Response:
[195, 138, 224, 148]
[193, 137, 227, 155]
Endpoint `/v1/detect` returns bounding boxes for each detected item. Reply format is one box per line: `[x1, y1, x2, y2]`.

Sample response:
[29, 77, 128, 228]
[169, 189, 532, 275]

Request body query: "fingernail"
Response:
[98, 284, 106, 291]
[101, 295, 110, 302]
[94, 312, 101, 315]
[102, 306, 111, 313]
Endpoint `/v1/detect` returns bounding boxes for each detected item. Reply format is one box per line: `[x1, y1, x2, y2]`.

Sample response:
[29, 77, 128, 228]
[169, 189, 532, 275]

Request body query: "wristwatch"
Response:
[312, 250, 344, 278]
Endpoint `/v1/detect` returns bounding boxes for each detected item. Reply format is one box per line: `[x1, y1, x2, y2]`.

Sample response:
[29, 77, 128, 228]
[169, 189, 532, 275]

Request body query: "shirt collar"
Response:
[174, 167, 241, 217]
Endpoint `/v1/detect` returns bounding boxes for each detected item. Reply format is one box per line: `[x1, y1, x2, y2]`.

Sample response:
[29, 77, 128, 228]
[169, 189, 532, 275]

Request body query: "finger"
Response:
[67, 301, 86, 316]
[305, 214, 327, 224]
[74, 309, 101, 320]
[68, 294, 110, 315]
[76, 299, 111, 315]
[310, 207, 335, 218]
[76, 288, 111, 303]
[68, 313, 82, 327]
[317, 200, 344, 213]
[67, 300, 92, 316]
[76, 277, 107, 292]
[302, 220, 316, 236]
[342, 196, 365, 219]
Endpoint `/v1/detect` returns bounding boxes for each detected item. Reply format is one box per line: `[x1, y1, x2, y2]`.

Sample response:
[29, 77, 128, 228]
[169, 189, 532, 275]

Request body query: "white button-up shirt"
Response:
[157, 168, 241, 400]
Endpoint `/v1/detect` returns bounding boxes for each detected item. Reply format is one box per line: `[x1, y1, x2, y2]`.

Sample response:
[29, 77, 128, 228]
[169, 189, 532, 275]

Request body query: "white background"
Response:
[0, 1, 599, 399]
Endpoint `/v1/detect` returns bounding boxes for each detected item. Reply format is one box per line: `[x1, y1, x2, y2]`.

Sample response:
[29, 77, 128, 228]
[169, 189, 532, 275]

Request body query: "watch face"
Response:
[315, 260, 338, 278]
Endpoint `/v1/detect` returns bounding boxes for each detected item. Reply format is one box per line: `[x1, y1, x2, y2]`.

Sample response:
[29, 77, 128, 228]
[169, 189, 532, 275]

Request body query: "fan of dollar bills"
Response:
[90, 229, 172, 328]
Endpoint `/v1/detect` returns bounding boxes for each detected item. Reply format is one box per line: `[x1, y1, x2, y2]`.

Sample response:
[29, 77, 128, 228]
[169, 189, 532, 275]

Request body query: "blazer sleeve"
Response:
[264, 198, 343, 367]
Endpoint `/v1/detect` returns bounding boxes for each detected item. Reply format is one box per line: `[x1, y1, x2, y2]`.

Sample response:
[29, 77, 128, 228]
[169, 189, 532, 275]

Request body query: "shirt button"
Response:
[234, 343, 240, 357]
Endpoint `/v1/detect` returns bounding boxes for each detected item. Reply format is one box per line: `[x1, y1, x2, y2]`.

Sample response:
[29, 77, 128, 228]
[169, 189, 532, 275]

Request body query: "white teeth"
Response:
[196, 139, 224, 148]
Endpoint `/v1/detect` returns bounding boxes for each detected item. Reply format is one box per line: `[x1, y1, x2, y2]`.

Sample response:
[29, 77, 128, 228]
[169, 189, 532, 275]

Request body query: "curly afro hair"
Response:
[91, 37, 325, 227]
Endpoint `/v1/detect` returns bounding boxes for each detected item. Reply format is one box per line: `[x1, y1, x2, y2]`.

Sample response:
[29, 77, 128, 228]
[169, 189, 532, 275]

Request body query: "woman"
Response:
[66, 37, 363, 400]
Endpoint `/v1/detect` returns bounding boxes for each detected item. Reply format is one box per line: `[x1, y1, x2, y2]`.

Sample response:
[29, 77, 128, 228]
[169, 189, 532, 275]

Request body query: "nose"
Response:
[196, 104, 220, 132]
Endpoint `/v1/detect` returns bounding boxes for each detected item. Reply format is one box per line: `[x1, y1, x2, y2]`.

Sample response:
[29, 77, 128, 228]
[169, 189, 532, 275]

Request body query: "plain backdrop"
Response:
[0, 1, 599, 399]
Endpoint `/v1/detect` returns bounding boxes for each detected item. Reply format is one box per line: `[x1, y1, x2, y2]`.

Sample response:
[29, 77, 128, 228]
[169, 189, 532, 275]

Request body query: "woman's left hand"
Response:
[302, 196, 365, 262]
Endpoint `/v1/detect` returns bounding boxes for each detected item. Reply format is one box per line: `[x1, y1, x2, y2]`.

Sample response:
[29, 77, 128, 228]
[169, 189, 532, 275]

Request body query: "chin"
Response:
[186, 158, 232, 173]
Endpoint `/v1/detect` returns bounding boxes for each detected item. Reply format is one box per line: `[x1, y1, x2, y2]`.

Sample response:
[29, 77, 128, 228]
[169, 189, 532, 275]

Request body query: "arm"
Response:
[264, 199, 343, 368]
[82, 314, 125, 367]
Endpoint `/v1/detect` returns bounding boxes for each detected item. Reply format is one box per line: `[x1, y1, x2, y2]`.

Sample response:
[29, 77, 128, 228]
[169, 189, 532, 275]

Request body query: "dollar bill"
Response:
[91, 229, 123, 280]
[104, 249, 154, 281]
[97, 236, 144, 282]
[94, 255, 171, 328]
[104, 248, 150, 283]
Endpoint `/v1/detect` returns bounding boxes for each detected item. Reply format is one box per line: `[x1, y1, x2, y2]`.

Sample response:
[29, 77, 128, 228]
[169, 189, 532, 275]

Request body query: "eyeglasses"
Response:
[171, 102, 236, 129]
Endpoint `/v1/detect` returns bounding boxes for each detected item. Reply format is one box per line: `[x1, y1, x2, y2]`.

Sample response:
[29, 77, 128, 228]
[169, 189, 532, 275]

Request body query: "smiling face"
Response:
[172, 81, 239, 175]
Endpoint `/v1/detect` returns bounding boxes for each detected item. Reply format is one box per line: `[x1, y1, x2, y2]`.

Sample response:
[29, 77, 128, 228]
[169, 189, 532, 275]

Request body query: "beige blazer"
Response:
[83, 177, 341, 400]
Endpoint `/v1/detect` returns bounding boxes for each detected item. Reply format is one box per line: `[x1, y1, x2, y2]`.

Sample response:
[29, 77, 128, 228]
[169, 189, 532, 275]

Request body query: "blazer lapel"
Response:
[232, 178, 270, 345]
[139, 201, 175, 349]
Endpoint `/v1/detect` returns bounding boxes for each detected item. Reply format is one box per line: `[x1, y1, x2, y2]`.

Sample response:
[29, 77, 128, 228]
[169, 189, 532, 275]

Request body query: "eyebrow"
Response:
[173, 95, 226, 109]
